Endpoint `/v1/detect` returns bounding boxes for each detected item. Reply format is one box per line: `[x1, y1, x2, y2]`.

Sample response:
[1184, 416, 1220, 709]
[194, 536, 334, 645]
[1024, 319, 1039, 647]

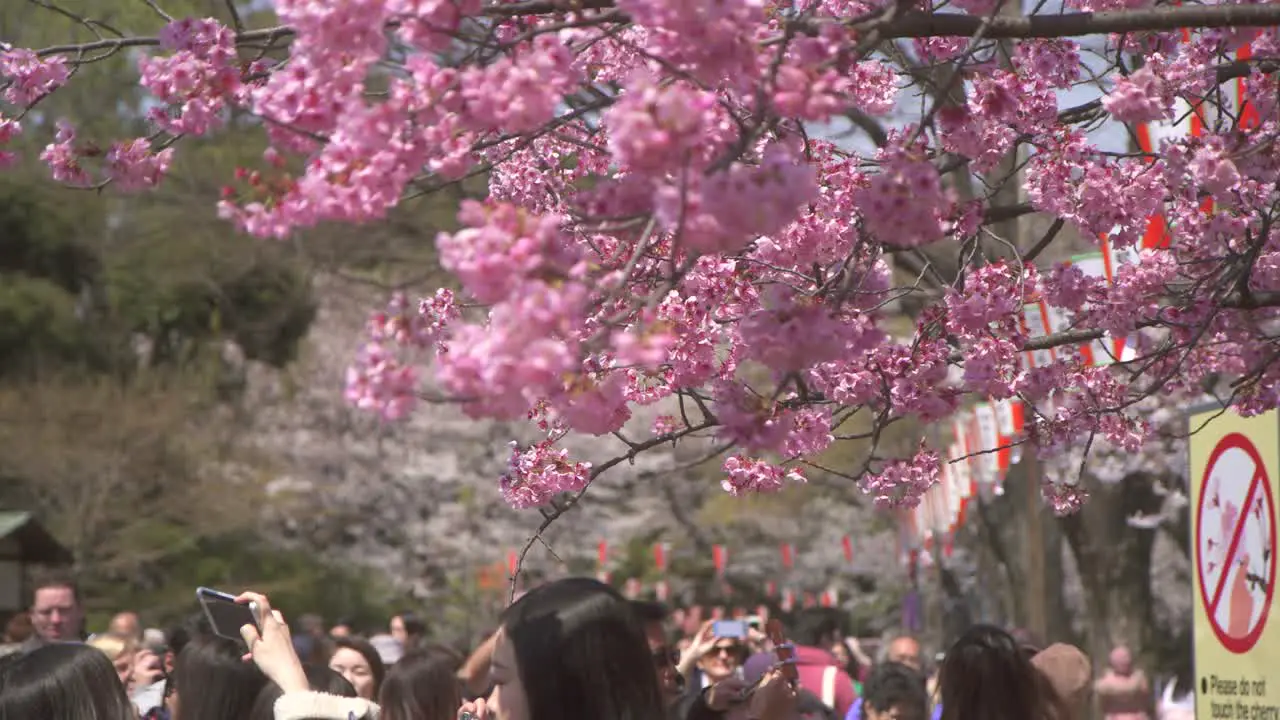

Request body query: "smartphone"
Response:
[713, 620, 747, 638]
[196, 587, 261, 642]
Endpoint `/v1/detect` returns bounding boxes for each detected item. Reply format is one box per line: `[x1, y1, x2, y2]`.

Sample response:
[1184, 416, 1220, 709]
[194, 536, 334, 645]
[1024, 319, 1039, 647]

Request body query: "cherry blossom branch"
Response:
[14, 0, 1280, 532]
[1011, 290, 1280, 358]
[878, 4, 1280, 39]
[508, 419, 715, 600]
[492, 0, 1280, 37]
[30, 2, 1280, 61]
[487, 0, 1280, 38]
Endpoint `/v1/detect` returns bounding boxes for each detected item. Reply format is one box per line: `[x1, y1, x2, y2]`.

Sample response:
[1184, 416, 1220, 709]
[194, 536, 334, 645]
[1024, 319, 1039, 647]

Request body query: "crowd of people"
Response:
[0, 571, 1196, 720]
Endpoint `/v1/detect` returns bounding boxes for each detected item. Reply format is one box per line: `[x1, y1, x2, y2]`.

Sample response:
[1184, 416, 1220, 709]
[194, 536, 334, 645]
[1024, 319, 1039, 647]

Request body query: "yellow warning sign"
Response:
[1188, 407, 1279, 720]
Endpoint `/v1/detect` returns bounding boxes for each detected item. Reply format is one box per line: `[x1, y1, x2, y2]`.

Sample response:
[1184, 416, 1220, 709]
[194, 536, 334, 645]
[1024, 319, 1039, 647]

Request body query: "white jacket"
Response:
[275, 691, 381, 720]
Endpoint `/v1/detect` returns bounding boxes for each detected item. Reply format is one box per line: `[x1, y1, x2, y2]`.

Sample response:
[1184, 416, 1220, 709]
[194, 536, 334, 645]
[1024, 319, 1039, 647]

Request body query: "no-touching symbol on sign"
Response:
[1197, 433, 1278, 654]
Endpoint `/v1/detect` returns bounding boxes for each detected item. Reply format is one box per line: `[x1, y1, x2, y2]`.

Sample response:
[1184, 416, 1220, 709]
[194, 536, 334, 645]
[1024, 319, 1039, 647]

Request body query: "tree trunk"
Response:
[1059, 471, 1165, 669]
[968, 456, 1074, 645]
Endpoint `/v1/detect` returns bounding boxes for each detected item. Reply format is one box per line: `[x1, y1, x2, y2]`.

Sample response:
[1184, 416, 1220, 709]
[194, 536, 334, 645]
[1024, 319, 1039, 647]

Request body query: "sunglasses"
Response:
[710, 645, 747, 661]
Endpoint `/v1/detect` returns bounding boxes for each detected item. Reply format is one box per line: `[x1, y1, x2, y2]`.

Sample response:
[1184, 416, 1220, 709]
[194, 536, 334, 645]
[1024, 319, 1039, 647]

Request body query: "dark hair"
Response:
[298, 613, 325, 635]
[332, 636, 386, 696]
[0, 643, 135, 720]
[166, 613, 211, 659]
[791, 608, 847, 648]
[499, 576, 666, 720]
[247, 664, 357, 720]
[28, 570, 81, 605]
[397, 612, 426, 638]
[939, 624, 1064, 720]
[301, 635, 337, 666]
[379, 646, 465, 720]
[306, 663, 358, 696]
[864, 661, 929, 720]
[628, 601, 669, 625]
[796, 688, 839, 720]
[171, 634, 268, 720]
[3, 612, 32, 644]
[1010, 627, 1044, 652]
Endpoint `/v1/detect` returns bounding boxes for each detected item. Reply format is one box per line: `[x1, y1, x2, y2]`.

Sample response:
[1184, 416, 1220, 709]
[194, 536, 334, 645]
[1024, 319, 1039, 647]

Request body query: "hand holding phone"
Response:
[766, 618, 799, 686]
[196, 587, 261, 642]
[233, 591, 309, 694]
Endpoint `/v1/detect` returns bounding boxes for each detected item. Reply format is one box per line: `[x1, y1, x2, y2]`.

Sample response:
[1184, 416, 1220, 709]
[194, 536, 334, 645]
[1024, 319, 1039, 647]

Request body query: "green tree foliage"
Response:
[0, 1, 334, 622]
[102, 137, 317, 369]
[0, 0, 491, 631]
[0, 175, 114, 376]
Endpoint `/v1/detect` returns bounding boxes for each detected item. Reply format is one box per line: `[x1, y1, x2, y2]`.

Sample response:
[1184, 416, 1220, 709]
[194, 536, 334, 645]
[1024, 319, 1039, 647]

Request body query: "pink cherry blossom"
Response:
[500, 439, 592, 509]
[0, 49, 68, 106]
[722, 455, 807, 497]
[860, 447, 941, 510]
[8, 1, 1280, 518]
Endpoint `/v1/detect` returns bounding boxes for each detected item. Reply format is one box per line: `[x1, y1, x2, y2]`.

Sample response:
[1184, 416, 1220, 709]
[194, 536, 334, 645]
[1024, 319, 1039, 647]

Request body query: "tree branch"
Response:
[491, 1, 1280, 38]
[34, 3, 1280, 59]
[507, 419, 715, 601]
[876, 4, 1280, 39]
[1014, 290, 1280, 356]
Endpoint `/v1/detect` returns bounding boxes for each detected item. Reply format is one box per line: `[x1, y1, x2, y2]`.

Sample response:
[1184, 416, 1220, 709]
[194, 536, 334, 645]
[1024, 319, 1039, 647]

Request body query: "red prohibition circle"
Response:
[1195, 432, 1278, 654]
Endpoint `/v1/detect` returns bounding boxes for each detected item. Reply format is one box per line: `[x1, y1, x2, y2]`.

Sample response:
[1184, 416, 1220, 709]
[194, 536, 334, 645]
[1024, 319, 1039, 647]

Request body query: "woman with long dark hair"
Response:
[937, 624, 1067, 720]
[0, 642, 136, 720]
[379, 646, 464, 720]
[473, 577, 669, 720]
[169, 634, 268, 720]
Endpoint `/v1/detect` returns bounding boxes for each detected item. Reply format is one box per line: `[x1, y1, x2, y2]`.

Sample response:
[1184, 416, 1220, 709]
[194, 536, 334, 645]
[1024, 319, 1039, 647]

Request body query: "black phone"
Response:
[196, 587, 261, 642]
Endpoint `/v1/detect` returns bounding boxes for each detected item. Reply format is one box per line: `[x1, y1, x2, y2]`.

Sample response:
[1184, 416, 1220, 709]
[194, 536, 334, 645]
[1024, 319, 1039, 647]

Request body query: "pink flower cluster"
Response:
[605, 73, 718, 174]
[39, 121, 173, 190]
[857, 134, 951, 247]
[1102, 66, 1171, 124]
[369, 289, 458, 352]
[0, 49, 68, 106]
[859, 447, 941, 510]
[138, 17, 243, 135]
[344, 289, 458, 421]
[655, 143, 819, 255]
[499, 439, 592, 509]
[738, 286, 856, 373]
[0, 116, 21, 168]
[9, 3, 1280, 515]
[721, 455, 806, 497]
